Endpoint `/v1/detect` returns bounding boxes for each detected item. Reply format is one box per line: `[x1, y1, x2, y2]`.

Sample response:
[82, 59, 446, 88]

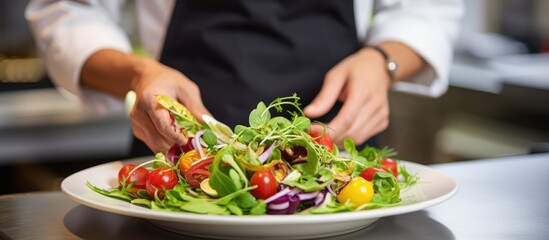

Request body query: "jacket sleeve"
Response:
[26, 0, 131, 113]
[367, 0, 464, 97]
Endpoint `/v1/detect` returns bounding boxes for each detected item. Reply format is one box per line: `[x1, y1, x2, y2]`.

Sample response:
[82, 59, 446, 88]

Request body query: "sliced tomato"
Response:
[179, 148, 207, 173]
[184, 157, 213, 188]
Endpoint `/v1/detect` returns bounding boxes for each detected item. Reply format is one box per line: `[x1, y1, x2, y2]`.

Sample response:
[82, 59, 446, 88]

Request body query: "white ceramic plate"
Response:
[61, 157, 458, 239]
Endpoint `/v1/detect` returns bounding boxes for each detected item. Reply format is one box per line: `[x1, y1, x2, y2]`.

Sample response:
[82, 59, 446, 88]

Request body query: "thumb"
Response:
[304, 66, 347, 118]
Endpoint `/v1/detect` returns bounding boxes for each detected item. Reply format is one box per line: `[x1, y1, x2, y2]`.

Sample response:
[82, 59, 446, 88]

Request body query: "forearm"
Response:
[80, 49, 150, 99]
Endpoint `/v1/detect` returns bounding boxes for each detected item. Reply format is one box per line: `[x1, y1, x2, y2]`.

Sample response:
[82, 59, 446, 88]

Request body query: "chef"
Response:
[26, 0, 463, 156]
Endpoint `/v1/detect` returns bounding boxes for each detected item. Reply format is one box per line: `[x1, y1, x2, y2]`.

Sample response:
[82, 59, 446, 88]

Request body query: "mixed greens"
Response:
[87, 94, 417, 215]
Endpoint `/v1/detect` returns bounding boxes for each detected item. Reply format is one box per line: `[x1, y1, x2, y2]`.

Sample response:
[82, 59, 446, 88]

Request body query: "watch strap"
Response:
[370, 46, 397, 82]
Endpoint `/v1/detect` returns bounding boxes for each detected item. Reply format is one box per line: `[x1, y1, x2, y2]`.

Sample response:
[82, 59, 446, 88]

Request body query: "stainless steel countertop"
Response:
[1, 153, 548, 239]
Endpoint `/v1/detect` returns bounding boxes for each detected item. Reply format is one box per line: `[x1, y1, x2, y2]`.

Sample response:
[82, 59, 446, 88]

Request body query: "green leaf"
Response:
[293, 116, 311, 130]
[234, 125, 246, 135]
[282, 168, 333, 192]
[223, 151, 249, 187]
[268, 116, 292, 130]
[249, 200, 267, 215]
[300, 195, 353, 214]
[245, 147, 261, 166]
[240, 129, 258, 144]
[227, 201, 243, 215]
[343, 138, 357, 157]
[131, 198, 151, 208]
[180, 201, 230, 215]
[292, 139, 319, 176]
[235, 192, 257, 209]
[229, 168, 243, 191]
[86, 182, 132, 202]
[371, 172, 400, 204]
[249, 102, 270, 127]
[209, 149, 239, 197]
[202, 129, 217, 147]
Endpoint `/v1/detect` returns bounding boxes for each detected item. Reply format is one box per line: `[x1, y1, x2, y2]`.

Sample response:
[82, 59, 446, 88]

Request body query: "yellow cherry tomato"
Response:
[178, 149, 206, 173]
[337, 177, 374, 208]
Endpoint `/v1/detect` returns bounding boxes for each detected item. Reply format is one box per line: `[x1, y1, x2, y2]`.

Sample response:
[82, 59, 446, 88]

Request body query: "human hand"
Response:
[303, 48, 391, 146]
[129, 59, 211, 153]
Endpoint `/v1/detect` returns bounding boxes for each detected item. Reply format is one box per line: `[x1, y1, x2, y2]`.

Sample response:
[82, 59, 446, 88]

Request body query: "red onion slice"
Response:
[194, 130, 205, 158]
[258, 143, 275, 164]
[267, 201, 290, 210]
[264, 187, 291, 204]
[166, 144, 183, 166]
[297, 190, 319, 201]
[314, 192, 325, 206]
[327, 183, 337, 196]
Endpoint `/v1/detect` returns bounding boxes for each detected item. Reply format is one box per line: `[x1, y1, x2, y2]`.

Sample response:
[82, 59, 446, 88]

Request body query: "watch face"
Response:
[387, 60, 398, 73]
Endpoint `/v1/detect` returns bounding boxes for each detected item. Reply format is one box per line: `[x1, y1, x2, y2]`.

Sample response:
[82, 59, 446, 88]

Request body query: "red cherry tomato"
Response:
[308, 128, 334, 152]
[146, 167, 178, 199]
[250, 170, 278, 200]
[118, 164, 149, 189]
[359, 167, 387, 181]
[184, 157, 213, 188]
[381, 158, 398, 178]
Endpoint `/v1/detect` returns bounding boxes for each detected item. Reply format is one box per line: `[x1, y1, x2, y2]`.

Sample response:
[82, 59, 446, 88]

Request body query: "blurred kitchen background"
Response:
[1, 0, 548, 194]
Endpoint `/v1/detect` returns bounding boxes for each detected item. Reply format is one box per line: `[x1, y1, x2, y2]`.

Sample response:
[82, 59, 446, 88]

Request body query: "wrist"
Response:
[128, 54, 161, 91]
[368, 46, 398, 83]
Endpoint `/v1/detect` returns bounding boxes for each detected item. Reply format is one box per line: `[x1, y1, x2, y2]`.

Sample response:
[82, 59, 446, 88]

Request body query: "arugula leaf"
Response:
[371, 172, 401, 204]
[86, 181, 132, 202]
[355, 194, 401, 210]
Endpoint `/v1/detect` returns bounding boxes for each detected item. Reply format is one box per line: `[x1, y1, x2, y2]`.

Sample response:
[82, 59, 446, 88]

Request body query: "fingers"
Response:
[325, 50, 391, 146]
[333, 95, 389, 145]
[304, 63, 348, 118]
[326, 72, 368, 141]
[130, 94, 185, 153]
[129, 66, 210, 153]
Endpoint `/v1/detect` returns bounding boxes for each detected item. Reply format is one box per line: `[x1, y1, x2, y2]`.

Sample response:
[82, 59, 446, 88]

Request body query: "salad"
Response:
[87, 94, 417, 215]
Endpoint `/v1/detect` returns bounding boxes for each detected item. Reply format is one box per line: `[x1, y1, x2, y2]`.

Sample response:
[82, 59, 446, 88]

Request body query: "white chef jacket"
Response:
[25, 0, 463, 114]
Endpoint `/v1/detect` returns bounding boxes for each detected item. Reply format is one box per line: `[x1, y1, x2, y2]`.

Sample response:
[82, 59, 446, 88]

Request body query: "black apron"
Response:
[130, 0, 375, 157]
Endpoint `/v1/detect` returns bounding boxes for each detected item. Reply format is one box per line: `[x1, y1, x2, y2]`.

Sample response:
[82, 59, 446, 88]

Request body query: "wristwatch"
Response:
[371, 46, 398, 82]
